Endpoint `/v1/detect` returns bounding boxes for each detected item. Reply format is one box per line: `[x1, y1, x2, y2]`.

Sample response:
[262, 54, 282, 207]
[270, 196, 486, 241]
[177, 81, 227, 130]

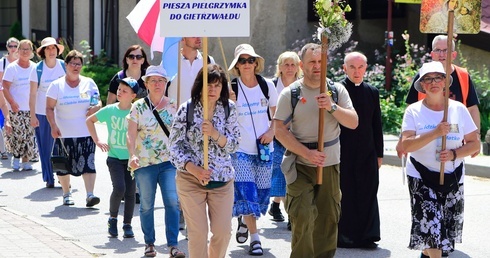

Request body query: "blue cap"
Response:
[117, 77, 139, 94]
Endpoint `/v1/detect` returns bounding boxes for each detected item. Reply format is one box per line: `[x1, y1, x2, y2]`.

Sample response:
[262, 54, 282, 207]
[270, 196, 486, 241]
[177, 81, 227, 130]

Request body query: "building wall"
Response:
[74, 1, 90, 52]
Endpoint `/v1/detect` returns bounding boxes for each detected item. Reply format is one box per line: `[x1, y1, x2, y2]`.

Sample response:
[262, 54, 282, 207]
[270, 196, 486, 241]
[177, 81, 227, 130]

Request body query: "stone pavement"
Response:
[0, 132, 489, 258]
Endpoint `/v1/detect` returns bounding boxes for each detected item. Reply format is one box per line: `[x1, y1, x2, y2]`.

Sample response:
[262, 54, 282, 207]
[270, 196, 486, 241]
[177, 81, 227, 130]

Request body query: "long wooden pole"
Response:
[317, 34, 328, 185]
[439, 10, 454, 185]
[202, 37, 209, 185]
[177, 41, 182, 106]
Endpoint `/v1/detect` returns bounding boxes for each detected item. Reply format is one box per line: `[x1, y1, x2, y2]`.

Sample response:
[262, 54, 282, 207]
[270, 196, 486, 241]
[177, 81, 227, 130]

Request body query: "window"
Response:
[0, 0, 21, 50]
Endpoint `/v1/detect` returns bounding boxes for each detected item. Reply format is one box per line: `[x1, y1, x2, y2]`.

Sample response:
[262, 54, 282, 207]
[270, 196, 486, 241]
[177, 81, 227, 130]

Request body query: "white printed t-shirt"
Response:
[235, 77, 278, 154]
[402, 99, 477, 180]
[2, 60, 36, 111]
[46, 76, 99, 138]
[29, 60, 66, 115]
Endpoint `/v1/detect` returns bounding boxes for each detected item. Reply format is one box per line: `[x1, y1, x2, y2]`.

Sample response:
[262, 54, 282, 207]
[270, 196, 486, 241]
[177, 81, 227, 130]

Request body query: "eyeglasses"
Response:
[68, 62, 83, 68]
[127, 54, 144, 60]
[432, 48, 450, 54]
[7, 45, 18, 49]
[148, 78, 167, 85]
[421, 76, 444, 84]
[237, 57, 256, 65]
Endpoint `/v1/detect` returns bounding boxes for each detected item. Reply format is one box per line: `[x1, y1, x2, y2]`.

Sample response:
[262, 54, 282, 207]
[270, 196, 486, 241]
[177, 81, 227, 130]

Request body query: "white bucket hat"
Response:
[414, 61, 452, 93]
[142, 65, 169, 81]
[37, 37, 64, 55]
[228, 44, 265, 76]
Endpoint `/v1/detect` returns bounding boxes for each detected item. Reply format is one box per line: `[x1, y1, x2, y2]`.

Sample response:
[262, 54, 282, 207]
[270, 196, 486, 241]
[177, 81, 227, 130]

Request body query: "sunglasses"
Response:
[127, 54, 144, 60]
[7, 45, 18, 49]
[237, 56, 256, 65]
[421, 76, 444, 84]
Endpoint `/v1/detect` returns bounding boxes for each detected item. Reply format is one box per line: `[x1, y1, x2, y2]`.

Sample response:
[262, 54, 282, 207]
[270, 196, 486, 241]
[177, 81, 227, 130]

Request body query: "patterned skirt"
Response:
[52, 136, 96, 176]
[407, 176, 464, 253]
[270, 139, 286, 197]
[6, 111, 37, 159]
[231, 152, 272, 218]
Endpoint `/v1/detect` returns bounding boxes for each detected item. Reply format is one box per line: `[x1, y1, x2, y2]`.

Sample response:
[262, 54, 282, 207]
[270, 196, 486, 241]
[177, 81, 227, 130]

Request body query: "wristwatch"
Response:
[328, 104, 337, 114]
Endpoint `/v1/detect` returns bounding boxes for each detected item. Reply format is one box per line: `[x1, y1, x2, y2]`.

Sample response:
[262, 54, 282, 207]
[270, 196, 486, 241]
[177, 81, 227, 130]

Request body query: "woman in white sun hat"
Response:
[401, 61, 479, 258]
[228, 43, 278, 256]
[29, 37, 67, 188]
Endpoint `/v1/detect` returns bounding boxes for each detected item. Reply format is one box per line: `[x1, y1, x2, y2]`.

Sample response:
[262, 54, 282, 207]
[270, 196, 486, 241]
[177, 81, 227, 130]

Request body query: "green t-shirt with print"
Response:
[95, 103, 131, 160]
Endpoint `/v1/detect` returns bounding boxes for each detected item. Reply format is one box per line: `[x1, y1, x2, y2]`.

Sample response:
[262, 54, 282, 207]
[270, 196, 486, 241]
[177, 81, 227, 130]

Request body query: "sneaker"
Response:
[108, 218, 118, 237]
[63, 193, 74, 205]
[86, 195, 100, 207]
[21, 162, 33, 171]
[268, 202, 285, 222]
[1, 152, 8, 160]
[11, 158, 20, 171]
[122, 224, 134, 238]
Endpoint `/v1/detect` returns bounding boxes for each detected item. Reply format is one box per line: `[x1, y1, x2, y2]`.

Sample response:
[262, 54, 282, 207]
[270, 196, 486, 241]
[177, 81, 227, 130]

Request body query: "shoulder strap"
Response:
[2, 58, 5, 70]
[454, 66, 469, 106]
[255, 74, 271, 120]
[283, 84, 301, 124]
[60, 60, 66, 73]
[165, 80, 172, 97]
[272, 77, 279, 87]
[144, 97, 170, 137]
[36, 61, 44, 86]
[231, 78, 238, 98]
[117, 70, 125, 80]
[327, 79, 338, 104]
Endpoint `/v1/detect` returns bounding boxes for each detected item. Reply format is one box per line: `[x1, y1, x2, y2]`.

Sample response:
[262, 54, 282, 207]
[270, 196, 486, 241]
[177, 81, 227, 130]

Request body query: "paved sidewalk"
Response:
[0, 207, 101, 258]
[0, 134, 488, 257]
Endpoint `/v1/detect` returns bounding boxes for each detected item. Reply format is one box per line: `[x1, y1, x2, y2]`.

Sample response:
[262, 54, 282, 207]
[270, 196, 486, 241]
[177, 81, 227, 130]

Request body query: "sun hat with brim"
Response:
[228, 44, 265, 76]
[117, 77, 139, 94]
[36, 37, 64, 55]
[141, 65, 169, 81]
[414, 61, 452, 93]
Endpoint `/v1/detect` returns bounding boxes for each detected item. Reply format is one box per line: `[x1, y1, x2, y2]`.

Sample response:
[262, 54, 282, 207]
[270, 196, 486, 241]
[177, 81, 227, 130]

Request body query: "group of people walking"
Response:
[0, 33, 481, 258]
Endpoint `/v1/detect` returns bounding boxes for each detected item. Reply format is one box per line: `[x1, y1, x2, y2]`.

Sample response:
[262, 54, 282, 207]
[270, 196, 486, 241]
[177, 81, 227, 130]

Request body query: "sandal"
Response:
[144, 244, 156, 257]
[236, 216, 249, 244]
[1, 152, 8, 160]
[169, 246, 186, 258]
[248, 240, 263, 256]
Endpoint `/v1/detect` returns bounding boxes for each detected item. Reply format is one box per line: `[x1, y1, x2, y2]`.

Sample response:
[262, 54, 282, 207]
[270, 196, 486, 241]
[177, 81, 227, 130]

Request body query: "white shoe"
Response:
[12, 158, 20, 171]
[21, 162, 33, 171]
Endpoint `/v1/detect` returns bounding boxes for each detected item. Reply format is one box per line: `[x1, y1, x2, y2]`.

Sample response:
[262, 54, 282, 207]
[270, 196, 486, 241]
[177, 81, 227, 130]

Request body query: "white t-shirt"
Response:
[235, 77, 278, 154]
[165, 52, 215, 105]
[402, 99, 477, 180]
[2, 60, 36, 111]
[275, 77, 286, 94]
[46, 76, 99, 138]
[0, 57, 12, 88]
[29, 60, 66, 115]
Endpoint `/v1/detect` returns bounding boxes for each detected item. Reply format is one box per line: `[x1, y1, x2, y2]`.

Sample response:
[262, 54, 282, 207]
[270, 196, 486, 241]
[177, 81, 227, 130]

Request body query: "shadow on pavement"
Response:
[41, 205, 100, 220]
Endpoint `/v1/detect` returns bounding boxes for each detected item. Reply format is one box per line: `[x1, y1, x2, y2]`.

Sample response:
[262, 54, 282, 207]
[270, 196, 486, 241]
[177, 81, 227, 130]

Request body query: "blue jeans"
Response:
[134, 162, 180, 246]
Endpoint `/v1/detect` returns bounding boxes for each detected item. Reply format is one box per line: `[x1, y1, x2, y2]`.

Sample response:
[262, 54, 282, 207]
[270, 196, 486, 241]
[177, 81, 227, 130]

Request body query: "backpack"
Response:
[272, 77, 279, 87]
[165, 55, 212, 97]
[36, 59, 66, 86]
[283, 79, 338, 124]
[230, 74, 271, 120]
[185, 99, 230, 131]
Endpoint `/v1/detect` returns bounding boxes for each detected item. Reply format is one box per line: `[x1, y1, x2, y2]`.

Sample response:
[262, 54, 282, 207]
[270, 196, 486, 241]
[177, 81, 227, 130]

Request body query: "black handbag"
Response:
[410, 156, 463, 194]
[51, 138, 72, 173]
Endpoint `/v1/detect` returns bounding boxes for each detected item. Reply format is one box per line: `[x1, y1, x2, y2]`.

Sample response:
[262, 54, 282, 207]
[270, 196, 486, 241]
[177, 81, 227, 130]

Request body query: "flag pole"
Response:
[317, 34, 328, 185]
[439, 10, 455, 185]
[202, 37, 209, 186]
[177, 40, 182, 106]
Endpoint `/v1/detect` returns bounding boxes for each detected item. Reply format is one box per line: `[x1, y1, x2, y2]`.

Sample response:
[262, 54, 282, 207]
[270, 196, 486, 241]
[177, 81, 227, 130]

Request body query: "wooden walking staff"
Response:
[317, 35, 329, 185]
[202, 37, 209, 186]
[439, 11, 455, 185]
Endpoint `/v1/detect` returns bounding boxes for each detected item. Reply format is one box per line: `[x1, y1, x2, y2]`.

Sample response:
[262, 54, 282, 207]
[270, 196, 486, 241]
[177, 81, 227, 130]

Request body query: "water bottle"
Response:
[90, 92, 99, 106]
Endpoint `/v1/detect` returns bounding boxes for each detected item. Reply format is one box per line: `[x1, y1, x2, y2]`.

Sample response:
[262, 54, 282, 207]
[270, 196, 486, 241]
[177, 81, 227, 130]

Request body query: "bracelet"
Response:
[214, 133, 221, 142]
[451, 149, 457, 161]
